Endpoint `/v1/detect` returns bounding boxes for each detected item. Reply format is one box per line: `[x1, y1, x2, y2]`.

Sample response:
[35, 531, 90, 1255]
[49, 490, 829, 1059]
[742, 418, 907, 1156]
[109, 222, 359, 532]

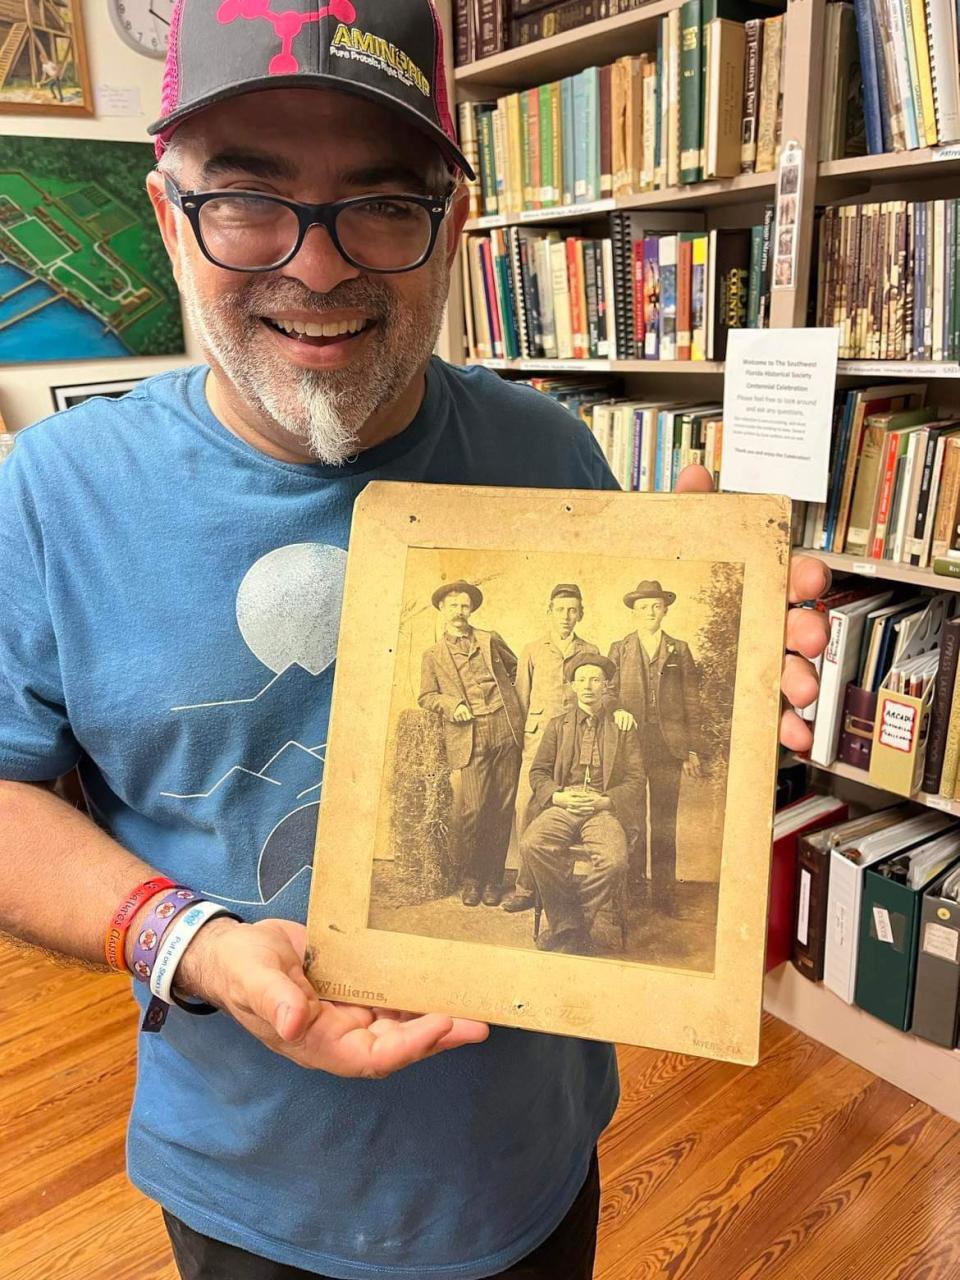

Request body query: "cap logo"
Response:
[217, 0, 358, 75]
[330, 22, 431, 97]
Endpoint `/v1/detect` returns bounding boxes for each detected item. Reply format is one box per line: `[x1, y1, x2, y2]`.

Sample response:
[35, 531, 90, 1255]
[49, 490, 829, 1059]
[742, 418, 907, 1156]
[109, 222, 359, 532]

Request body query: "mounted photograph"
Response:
[306, 482, 791, 1061]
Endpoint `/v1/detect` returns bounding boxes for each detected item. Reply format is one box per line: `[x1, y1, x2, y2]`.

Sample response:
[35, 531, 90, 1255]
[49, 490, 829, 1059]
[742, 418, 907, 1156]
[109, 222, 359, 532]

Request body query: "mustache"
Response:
[224, 277, 395, 320]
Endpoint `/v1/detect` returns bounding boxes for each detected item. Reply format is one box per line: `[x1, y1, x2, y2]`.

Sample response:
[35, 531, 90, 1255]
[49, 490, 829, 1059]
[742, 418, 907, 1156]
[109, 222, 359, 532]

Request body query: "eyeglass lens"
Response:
[197, 195, 435, 271]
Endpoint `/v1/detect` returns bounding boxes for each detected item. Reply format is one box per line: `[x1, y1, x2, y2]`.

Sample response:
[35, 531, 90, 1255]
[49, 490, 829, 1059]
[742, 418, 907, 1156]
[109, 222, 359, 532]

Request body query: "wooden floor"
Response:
[3, 941, 960, 1280]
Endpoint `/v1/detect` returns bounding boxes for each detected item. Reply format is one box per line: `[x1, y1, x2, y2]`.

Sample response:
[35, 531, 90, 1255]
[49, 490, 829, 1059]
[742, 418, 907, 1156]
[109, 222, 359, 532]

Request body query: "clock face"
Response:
[109, 0, 175, 59]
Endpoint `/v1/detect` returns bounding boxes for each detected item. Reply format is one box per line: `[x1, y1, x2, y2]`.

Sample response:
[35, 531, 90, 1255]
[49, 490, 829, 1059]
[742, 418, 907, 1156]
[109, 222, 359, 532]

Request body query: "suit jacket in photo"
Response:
[418, 628, 523, 769]
[515, 633, 600, 753]
[526, 706, 644, 839]
[606, 630, 702, 762]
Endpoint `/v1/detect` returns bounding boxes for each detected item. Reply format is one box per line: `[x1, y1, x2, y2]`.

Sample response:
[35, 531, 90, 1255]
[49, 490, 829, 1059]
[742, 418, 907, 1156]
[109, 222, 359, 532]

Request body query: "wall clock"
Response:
[109, 1, 175, 60]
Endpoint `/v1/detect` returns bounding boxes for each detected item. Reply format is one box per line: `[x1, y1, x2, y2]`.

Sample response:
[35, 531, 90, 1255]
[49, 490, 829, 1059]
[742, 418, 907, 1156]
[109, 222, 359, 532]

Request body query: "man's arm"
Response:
[679, 642, 703, 755]
[607, 728, 644, 827]
[515, 646, 534, 716]
[417, 648, 463, 721]
[492, 632, 518, 683]
[528, 717, 560, 809]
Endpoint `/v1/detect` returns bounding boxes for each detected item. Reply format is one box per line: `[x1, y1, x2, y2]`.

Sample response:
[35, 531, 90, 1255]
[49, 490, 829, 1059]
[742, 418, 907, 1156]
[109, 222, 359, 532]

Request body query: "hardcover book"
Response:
[305, 485, 791, 1062]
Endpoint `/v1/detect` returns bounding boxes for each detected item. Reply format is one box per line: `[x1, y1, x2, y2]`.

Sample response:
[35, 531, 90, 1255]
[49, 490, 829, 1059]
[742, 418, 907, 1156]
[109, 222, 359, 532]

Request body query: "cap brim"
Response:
[149, 76, 475, 181]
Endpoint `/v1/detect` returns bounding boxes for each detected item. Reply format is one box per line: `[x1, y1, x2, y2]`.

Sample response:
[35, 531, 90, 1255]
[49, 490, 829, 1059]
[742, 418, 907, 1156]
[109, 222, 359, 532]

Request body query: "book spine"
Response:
[870, 431, 902, 557]
[561, 78, 576, 207]
[632, 234, 646, 357]
[756, 15, 783, 173]
[510, 0, 606, 46]
[509, 230, 531, 359]
[478, 108, 498, 215]
[691, 235, 708, 360]
[747, 223, 764, 329]
[891, 0, 922, 147]
[667, 8, 682, 187]
[528, 88, 543, 209]
[584, 68, 602, 202]
[853, 0, 885, 151]
[550, 240, 574, 358]
[642, 59, 656, 191]
[939, 668, 960, 797]
[538, 83, 554, 208]
[550, 84, 563, 209]
[573, 72, 589, 204]
[932, 438, 960, 557]
[680, 0, 703, 184]
[600, 64, 614, 199]
[677, 235, 693, 360]
[644, 237, 661, 359]
[876, 0, 908, 148]
[909, 0, 939, 145]
[455, 0, 472, 66]
[927, 0, 960, 143]
[660, 235, 678, 361]
[655, 21, 666, 188]
[477, 0, 506, 58]
[519, 91, 533, 210]
[740, 18, 764, 172]
[584, 240, 601, 357]
[923, 619, 960, 792]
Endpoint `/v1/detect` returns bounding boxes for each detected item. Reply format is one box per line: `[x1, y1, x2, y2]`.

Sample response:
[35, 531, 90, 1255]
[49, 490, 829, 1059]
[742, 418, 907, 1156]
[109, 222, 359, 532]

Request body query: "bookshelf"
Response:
[440, 0, 960, 1111]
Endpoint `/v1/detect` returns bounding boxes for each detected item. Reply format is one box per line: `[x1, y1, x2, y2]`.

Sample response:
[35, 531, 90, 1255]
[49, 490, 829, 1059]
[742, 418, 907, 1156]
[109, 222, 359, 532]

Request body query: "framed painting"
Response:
[305, 482, 791, 1063]
[0, 0, 93, 117]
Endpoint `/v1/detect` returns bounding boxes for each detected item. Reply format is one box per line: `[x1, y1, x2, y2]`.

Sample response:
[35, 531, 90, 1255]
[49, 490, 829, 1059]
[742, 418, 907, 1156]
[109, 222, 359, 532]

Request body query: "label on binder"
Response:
[797, 869, 811, 946]
[922, 921, 959, 963]
[879, 698, 916, 752]
[873, 906, 894, 945]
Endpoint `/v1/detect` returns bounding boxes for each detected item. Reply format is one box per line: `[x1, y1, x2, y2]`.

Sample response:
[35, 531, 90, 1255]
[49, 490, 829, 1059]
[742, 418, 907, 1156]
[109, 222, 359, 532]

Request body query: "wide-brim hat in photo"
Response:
[432, 580, 482, 611]
[564, 652, 617, 682]
[149, 0, 474, 180]
[623, 579, 676, 608]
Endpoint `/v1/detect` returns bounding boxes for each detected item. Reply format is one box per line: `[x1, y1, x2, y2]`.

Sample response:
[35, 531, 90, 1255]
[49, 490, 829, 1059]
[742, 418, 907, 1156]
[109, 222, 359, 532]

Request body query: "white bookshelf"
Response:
[795, 548, 960, 592]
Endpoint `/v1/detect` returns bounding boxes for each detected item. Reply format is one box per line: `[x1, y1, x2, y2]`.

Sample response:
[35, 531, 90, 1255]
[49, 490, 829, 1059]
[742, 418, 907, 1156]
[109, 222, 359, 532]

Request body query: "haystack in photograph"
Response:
[306, 482, 790, 1061]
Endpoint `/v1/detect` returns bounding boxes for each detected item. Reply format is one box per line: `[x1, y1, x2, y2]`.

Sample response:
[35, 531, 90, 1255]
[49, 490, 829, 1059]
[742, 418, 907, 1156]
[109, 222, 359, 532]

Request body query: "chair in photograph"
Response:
[532, 846, 629, 952]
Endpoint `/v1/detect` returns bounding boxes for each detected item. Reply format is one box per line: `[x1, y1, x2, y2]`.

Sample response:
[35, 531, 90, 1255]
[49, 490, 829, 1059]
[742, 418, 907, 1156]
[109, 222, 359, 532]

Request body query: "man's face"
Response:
[549, 595, 583, 639]
[148, 89, 468, 464]
[573, 665, 605, 709]
[632, 598, 667, 633]
[442, 593, 474, 630]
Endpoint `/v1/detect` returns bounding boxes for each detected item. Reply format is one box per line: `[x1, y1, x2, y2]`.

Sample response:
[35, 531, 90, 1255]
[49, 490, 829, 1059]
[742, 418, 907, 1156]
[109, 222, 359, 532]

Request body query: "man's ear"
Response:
[444, 182, 471, 269]
[145, 169, 184, 288]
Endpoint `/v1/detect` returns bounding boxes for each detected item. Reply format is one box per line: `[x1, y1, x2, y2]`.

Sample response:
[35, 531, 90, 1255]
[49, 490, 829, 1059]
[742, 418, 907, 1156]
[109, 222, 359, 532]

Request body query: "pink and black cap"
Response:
[149, 0, 474, 180]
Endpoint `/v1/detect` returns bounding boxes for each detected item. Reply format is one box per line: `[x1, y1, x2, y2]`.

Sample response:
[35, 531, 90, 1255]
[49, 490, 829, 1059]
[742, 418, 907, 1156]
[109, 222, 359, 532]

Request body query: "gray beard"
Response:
[179, 252, 449, 465]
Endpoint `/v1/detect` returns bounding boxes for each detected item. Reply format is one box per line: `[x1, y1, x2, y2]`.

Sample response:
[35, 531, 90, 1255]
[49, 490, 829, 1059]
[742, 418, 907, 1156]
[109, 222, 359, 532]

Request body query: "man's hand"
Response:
[452, 702, 474, 723]
[177, 917, 489, 1078]
[674, 465, 830, 754]
[682, 751, 702, 779]
[552, 788, 596, 815]
[613, 709, 637, 731]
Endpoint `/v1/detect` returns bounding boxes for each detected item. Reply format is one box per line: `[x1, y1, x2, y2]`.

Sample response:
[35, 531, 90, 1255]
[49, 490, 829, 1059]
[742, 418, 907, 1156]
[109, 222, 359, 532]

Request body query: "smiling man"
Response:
[0, 1, 829, 1278]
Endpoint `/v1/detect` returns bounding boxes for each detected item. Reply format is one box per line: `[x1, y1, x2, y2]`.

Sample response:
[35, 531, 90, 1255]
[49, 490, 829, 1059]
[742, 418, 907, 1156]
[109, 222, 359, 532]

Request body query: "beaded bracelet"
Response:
[104, 875, 176, 972]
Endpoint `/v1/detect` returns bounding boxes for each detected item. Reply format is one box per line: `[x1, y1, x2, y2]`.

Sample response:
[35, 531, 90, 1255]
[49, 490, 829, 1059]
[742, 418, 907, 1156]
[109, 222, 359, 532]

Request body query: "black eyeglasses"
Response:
[163, 174, 455, 274]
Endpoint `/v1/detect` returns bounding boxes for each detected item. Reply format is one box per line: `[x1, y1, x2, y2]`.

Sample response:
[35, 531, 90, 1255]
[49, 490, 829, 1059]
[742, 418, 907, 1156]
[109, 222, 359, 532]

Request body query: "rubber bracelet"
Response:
[104, 875, 176, 972]
[150, 900, 236, 1001]
[130, 887, 199, 984]
[141, 907, 243, 1035]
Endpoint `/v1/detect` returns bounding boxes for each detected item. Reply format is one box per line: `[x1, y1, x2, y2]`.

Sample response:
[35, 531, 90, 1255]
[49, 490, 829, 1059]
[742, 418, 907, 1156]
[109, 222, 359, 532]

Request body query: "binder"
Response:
[824, 809, 956, 1004]
[768, 795, 848, 971]
[854, 833, 960, 1030]
[792, 807, 905, 983]
[810, 590, 893, 767]
[912, 863, 960, 1047]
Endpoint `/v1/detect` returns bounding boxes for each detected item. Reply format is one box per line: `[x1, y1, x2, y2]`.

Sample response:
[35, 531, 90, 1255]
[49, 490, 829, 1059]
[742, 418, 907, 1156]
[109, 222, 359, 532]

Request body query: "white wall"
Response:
[0, 0, 201, 430]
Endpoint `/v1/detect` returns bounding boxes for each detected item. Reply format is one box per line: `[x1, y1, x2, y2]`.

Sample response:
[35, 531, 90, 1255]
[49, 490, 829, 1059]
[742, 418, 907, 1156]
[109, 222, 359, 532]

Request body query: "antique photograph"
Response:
[306, 483, 790, 1058]
[367, 551, 742, 972]
[0, 1, 93, 116]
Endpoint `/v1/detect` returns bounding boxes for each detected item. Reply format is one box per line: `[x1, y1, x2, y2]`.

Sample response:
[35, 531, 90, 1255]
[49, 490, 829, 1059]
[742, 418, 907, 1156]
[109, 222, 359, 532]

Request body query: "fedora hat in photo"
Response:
[623, 579, 676, 608]
[564, 652, 617, 682]
[431, 580, 483, 611]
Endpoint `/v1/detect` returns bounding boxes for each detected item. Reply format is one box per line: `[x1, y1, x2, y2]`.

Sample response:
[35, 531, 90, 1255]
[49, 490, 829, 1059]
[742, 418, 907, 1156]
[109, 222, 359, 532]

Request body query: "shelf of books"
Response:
[797, 550, 960, 592]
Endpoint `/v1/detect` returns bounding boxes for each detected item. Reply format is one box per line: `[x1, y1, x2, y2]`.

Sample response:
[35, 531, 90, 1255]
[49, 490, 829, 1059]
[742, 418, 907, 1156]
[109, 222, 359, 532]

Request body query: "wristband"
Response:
[104, 875, 176, 972]
[130, 887, 199, 984]
[141, 905, 243, 1035]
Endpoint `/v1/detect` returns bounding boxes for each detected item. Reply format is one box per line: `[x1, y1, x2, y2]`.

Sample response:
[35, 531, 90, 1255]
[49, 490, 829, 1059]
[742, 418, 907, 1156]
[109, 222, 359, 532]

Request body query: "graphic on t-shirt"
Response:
[159, 542, 347, 904]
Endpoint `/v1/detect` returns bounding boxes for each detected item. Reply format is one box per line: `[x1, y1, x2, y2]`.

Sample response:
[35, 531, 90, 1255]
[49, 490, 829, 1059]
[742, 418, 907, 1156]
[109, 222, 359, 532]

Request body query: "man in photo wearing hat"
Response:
[502, 583, 600, 914]
[607, 580, 702, 910]
[0, 0, 829, 1273]
[419, 580, 523, 907]
[520, 654, 642, 955]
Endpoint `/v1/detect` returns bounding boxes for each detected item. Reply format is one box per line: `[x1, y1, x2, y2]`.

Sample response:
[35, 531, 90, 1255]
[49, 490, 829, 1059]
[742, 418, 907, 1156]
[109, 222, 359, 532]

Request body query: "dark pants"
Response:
[456, 706, 520, 889]
[164, 1150, 600, 1279]
[521, 808, 627, 936]
[643, 730, 683, 890]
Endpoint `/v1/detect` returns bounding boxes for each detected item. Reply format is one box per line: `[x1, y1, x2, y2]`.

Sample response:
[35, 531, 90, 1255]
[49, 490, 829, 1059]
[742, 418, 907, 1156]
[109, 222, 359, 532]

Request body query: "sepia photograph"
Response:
[306, 483, 790, 1059]
[367, 550, 743, 973]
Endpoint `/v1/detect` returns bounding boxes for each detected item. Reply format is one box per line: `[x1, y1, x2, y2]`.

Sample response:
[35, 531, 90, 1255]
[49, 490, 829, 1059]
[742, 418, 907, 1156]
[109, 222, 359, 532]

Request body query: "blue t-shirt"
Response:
[0, 358, 620, 1279]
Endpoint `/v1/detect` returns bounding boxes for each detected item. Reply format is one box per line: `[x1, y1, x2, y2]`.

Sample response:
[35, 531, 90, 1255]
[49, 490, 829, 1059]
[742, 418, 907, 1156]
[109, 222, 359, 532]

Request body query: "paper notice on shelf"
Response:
[721, 327, 839, 502]
[96, 84, 143, 116]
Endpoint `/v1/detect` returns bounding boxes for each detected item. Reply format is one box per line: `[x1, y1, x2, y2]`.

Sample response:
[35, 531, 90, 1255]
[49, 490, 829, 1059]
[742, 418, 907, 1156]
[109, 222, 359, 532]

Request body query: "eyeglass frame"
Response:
[162, 173, 457, 275]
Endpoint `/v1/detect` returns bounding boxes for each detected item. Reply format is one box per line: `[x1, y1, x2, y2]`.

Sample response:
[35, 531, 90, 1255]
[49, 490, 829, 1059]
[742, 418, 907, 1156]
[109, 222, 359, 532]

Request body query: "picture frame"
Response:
[0, 1, 94, 117]
[51, 378, 142, 412]
[305, 482, 791, 1064]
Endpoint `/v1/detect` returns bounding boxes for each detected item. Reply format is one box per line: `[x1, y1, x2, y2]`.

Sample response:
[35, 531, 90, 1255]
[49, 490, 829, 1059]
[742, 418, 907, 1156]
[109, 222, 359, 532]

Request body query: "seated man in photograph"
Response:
[521, 654, 643, 954]
[419, 580, 523, 906]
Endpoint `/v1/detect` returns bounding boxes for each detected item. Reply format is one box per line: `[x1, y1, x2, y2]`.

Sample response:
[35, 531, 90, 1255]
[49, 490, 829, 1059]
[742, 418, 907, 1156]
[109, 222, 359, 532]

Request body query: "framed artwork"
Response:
[0, 1, 93, 117]
[51, 378, 143, 412]
[305, 482, 791, 1062]
[0, 136, 185, 364]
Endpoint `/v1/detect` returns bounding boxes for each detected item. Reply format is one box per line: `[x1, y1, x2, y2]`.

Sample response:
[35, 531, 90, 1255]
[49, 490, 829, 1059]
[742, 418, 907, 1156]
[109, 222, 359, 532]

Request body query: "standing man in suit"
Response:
[607, 580, 702, 910]
[502, 584, 600, 914]
[521, 654, 643, 954]
[419, 580, 524, 906]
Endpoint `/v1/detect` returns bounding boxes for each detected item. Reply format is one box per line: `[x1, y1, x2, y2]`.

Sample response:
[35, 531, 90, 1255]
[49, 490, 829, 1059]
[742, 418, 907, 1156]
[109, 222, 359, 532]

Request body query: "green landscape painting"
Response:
[0, 136, 184, 363]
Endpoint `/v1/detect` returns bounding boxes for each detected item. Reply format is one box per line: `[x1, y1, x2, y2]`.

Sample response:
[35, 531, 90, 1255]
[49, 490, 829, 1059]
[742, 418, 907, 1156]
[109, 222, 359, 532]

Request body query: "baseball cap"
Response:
[149, 0, 474, 181]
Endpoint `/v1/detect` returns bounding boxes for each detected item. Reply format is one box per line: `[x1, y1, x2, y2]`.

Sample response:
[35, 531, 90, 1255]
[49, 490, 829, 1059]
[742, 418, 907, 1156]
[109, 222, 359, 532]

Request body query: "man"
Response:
[39, 56, 64, 102]
[502, 584, 598, 914]
[419, 580, 523, 907]
[607, 580, 702, 910]
[521, 655, 642, 955]
[0, 0, 829, 1276]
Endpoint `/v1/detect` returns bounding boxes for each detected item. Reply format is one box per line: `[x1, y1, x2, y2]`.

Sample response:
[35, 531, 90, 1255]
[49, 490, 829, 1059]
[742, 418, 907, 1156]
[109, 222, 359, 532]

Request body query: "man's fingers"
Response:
[790, 554, 832, 605]
[363, 1014, 458, 1074]
[781, 706, 814, 753]
[782, 653, 820, 709]
[786, 606, 830, 659]
[433, 1018, 490, 1051]
[673, 463, 715, 493]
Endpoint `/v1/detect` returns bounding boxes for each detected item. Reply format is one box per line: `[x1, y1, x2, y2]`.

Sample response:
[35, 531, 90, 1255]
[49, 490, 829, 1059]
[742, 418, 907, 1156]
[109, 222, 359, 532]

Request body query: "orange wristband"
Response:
[104, 876, 177, 972]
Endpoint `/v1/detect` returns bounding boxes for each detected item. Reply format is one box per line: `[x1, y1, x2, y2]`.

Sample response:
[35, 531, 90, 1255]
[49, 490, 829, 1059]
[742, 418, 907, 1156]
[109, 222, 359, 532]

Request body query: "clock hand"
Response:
[149, 2, 171, 24]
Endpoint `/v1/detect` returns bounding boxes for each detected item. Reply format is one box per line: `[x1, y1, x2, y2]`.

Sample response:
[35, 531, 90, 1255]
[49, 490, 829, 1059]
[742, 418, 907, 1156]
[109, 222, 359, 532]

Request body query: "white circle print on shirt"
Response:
[236, 542, 348, 675]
